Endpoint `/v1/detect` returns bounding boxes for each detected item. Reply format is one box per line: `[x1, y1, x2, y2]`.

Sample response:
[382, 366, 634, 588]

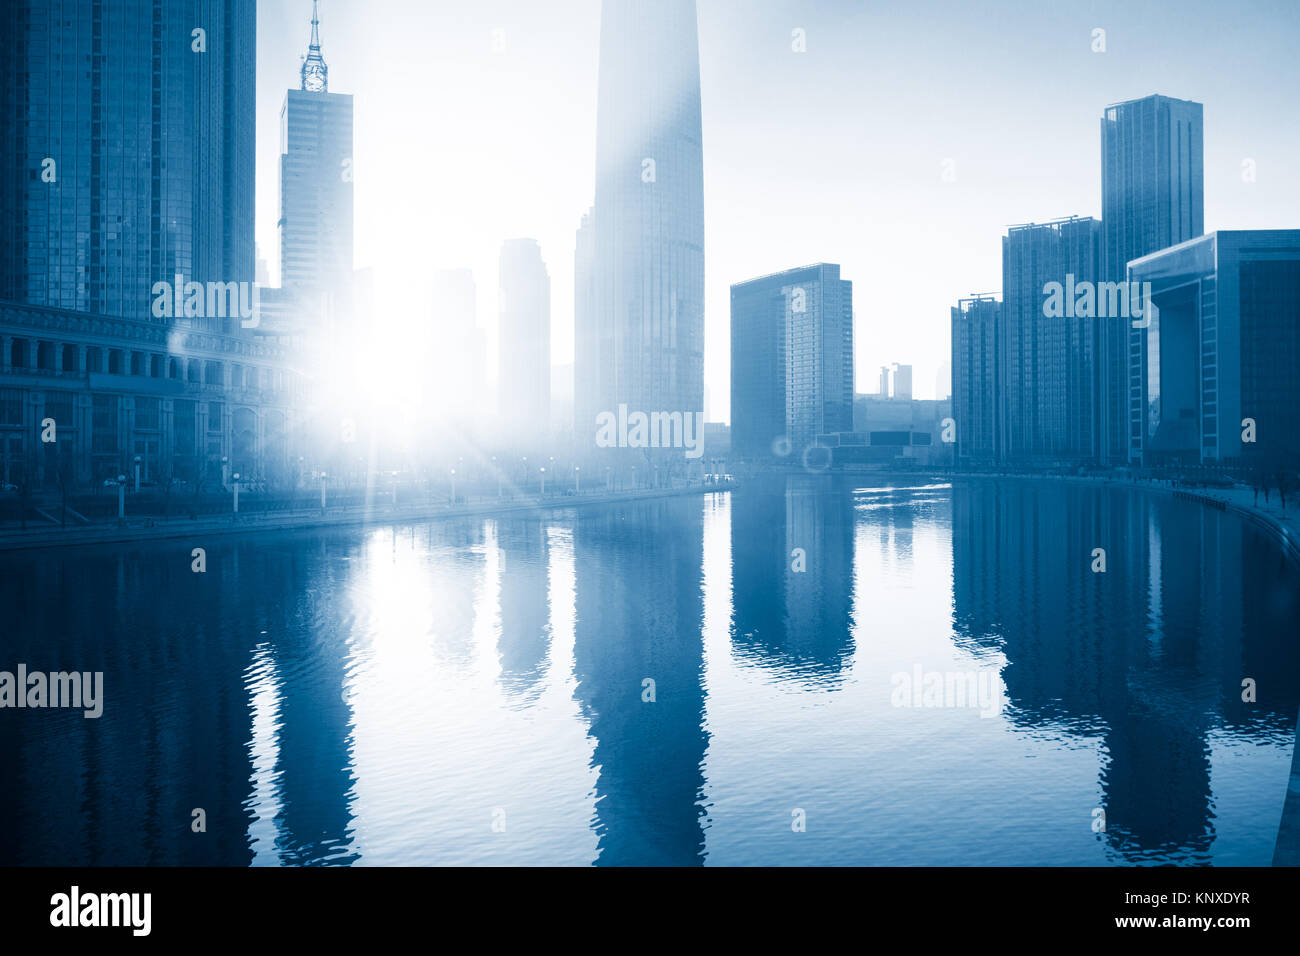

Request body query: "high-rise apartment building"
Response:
[950, 295, 1002, 464]
[731, 264, 853, 459]
[1002, 216, 1102, 463]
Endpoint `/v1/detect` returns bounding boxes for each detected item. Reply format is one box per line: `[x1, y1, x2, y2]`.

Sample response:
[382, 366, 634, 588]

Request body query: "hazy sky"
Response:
[256, 0, 1300, 421]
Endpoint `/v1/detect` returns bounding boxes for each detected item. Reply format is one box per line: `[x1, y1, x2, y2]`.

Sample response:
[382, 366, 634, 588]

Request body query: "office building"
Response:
[1128, 230, 1300, 469]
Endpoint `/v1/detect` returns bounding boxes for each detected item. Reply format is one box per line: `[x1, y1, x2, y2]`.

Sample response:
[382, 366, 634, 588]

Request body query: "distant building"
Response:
[1101, 95, 1204, 464]
[950, 296, 1002, 464]
[1128, 230, 1300, 470]
[731, 264, 853, 460]
[702, 422, 730, 460]
[279, 2, 354, 306]
[431, 269, 483, 428]
[892, 364, 913, 401]
[1002, 216, 1102, 464]
[498, 240, 551, 447]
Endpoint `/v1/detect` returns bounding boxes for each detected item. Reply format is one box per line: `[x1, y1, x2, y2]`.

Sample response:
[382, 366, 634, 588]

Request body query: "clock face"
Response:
[303, 64, 326, 92]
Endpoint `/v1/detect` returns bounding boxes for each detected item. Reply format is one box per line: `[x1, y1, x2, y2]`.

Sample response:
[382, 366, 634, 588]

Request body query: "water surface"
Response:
[1, 476, 1296, 865]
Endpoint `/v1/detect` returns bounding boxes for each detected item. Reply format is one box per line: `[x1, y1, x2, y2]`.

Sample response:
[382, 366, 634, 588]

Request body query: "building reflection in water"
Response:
[730, 474, 856, 686]
[571, 497, 710, 865]
[951, 479, 1300, 862]
[495, 517, 552, 704]
[1, 477, 1296, 866]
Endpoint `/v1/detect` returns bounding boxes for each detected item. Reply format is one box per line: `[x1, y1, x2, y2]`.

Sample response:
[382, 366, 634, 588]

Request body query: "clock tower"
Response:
[300, 0, 328, 92]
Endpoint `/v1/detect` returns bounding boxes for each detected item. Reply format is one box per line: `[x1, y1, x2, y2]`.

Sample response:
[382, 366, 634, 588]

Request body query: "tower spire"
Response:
[300, 0, 328, 92]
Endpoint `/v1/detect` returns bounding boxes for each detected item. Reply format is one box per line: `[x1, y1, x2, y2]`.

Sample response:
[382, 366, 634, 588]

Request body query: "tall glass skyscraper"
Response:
[576, 0, 705, 459]
[1101, 94, 1204, 464]
[0, 0, 296, 490]
[731, 264, 854, 460]
[0, 0, 256, 318]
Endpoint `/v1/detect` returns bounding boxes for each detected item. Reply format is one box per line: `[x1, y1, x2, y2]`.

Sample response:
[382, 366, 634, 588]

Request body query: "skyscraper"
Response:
[279, 1, 354, 302]
[0, 0, 295, 489]
[0, 0, 255, 319]
[1101, 95, 1204, 463]
[576, 0, 705, 459]
[731, 264, 854, 460]
[950, 295, 1002, 464]
[1001, 216, 1102, 463]
[498, 240, 551, 446]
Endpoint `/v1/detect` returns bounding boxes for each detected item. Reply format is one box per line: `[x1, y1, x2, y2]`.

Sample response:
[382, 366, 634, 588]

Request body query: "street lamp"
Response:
[320, 471, 327, 510]
[133, 454, 141, 493]
[232, 472, 240, 514]
[116, 474, 126, 520]
[574, 465, 580, 494]
[540, 466, 546, 496]
[450, 468, 456, 505]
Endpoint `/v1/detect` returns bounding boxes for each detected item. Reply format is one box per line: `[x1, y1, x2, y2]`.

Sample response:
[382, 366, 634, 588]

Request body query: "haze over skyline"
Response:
[255, 0, 1300, 420]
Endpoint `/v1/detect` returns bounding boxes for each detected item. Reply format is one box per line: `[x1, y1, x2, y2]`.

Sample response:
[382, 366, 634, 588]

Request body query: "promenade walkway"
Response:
[0, 481, 735, 553]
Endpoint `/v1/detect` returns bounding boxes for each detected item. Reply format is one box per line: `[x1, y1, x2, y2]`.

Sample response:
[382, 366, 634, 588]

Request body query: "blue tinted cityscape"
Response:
[1, 0, 1299, 897]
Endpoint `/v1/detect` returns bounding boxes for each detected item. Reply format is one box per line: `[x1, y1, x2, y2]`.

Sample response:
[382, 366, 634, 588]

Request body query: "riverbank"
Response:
[0, 482, 735, 553]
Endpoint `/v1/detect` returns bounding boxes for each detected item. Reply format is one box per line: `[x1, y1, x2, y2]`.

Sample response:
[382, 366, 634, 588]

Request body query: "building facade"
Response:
[0, 0, 298, 490]
[1002, 216, 1102, 464]
[577, 0, 705, 460]
[731, 264, 853, 460]
[950, 295, 1002, 464]
[1128, 230, 1300, 470]
[1101, 94, 1204, 464]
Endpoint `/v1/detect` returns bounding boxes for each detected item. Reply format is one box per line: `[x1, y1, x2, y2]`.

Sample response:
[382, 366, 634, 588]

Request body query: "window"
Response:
[0, 388, 23, 426]
[92, 395, 117, 454]
[135, 397, 160, 430]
